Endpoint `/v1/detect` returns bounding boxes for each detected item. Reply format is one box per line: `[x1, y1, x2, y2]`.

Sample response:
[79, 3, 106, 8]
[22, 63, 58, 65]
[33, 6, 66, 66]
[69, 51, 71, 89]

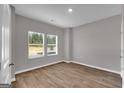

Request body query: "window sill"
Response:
[47, 54, 58, 56]
[28, 55, 44, 59]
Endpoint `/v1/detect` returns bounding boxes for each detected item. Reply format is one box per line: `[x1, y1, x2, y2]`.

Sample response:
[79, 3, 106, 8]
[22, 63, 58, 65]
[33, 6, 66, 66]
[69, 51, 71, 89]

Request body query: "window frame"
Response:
[28, 31, 45, 59]
[46, 34, 58, 56]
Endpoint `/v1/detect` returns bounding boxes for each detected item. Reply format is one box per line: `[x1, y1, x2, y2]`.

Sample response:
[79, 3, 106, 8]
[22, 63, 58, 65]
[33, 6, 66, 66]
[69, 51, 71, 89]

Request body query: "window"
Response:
[47, 35, 58, 55]
[28, 31, 44, 58]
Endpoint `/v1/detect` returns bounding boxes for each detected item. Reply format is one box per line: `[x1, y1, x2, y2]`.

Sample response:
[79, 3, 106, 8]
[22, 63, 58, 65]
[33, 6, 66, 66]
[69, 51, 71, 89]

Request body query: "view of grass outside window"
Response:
[28, 31, 44, 58]
[47, 35, 58, 55]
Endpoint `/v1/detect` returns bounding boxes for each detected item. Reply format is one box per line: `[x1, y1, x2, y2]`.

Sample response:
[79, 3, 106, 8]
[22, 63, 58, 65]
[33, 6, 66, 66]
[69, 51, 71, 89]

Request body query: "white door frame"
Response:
[121, 5, 124, 88]
[0, 5, 2, 83]
[0, 4, 12, 86]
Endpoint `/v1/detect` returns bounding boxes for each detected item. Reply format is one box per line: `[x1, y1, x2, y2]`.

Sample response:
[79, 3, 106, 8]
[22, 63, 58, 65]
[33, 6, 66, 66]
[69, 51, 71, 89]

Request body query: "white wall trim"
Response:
[71, 61, 121, 75]
[11, 78, 16, 82]
[15, 60, 63, 75]
[14, 60, 121, 81]
[64, 60, 71, 63]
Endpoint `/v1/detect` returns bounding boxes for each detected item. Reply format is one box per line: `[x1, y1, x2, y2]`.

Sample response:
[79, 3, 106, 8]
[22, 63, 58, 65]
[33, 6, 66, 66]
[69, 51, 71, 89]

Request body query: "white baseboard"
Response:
[11, 78, 16, 82]
[64, 60, 71, 63]
[71, 61, 121, 75]
[15, 60, 63, 74]
[14, 60, 121, 79]
[120, 71, 123, 78]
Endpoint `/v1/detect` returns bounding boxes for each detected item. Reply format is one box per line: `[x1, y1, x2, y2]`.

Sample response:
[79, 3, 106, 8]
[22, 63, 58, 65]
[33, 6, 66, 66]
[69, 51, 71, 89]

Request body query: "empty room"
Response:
[0, 4, 124, 88]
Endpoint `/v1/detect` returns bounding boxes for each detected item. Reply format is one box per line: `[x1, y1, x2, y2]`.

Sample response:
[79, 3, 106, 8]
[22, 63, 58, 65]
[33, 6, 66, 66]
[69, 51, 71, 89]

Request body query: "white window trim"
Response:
[46, 34, 58, 56]
[28, 31, 45, 59]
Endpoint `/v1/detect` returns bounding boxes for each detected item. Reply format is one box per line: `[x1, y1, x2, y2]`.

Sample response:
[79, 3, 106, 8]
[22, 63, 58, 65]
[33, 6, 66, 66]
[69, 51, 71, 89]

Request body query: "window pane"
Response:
[47, 35, 56, 44]
[47, 35, 58, 55]
[28, 31, 44, 58]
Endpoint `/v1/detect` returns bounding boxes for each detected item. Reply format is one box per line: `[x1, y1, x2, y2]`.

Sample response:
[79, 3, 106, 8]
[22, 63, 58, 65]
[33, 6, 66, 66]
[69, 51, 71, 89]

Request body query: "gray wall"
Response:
[14, 14, 64, 73]
[72, 15, 121, 72]
[63, 28, 73, 61]
[10, 6, 16, 80]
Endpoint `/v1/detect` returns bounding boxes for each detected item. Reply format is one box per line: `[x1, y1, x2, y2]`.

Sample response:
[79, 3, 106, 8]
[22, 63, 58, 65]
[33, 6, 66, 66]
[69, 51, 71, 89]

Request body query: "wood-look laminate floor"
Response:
[12, 62, 122, 88]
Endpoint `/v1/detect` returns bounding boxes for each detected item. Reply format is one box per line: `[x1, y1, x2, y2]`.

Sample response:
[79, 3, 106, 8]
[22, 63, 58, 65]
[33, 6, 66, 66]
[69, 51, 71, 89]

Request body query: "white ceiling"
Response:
[12, 4, 122, 28]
